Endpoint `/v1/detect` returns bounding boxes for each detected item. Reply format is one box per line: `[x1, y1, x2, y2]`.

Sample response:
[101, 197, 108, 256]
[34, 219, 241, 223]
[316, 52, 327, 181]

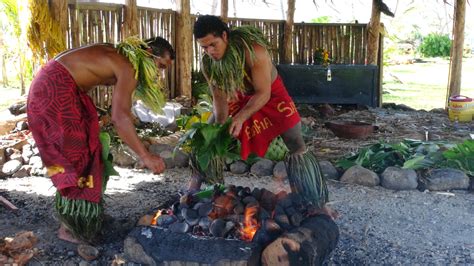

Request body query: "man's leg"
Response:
[280, 122, 306, 154]
[281, 122, 339, 220]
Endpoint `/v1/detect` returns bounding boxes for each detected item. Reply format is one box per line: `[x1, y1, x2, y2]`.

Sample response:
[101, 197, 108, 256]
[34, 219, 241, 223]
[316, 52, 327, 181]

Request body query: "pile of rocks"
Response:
[337, 164, 471, 191]
[0, 131, 46, 179]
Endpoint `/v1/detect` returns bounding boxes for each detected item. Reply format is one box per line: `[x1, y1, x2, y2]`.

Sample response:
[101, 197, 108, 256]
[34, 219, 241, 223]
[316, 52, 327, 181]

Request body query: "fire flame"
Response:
[239, 206, 260, 242]
[151, 210, 162, 226]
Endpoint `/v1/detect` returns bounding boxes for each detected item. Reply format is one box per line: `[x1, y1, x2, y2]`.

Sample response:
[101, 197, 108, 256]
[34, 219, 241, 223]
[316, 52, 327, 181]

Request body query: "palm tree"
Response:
[0, 0, 26, 95]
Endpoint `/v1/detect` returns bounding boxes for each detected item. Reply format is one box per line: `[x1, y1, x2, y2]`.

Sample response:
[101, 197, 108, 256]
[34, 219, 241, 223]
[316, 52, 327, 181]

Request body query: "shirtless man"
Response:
[27, 37, 174, 243]
[192, 16, 338, 219]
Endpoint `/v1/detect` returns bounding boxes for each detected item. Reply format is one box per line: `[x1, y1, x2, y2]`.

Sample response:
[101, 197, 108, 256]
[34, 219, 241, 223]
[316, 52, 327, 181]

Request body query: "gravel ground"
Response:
[1, 166, 473, 265]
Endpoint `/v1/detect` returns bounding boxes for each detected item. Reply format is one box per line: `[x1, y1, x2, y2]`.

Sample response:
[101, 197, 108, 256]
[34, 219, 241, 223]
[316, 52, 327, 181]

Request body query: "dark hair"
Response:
[145, 37, 176, 60]
[193, 15, 229, 39]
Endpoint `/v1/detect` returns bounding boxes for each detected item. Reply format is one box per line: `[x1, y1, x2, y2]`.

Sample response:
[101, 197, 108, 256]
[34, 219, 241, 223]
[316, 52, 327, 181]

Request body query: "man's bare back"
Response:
[55, 45, 134, 93]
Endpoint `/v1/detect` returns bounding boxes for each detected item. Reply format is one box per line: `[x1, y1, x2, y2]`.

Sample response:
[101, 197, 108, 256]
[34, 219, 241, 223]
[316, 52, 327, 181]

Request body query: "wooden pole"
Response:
[221, 0, 229, 22]
[175, 0, 192, 98]
[123, 0, 139, 38]
[282, 0, 295, 64]
[51, 0, 68, 41]
[367, 0, 381, 65]
[447, 0, 466, 98]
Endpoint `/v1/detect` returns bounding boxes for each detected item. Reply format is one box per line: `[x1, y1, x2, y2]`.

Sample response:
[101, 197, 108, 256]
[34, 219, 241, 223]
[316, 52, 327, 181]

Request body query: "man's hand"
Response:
[140, 153, 166, 174]
[229, 115, 245, 138]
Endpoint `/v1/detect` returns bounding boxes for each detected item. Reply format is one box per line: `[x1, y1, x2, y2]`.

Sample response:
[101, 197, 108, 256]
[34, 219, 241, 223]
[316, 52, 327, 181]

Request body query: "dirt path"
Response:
[1, 106, 473, 264]
[1, 166, 473, 265]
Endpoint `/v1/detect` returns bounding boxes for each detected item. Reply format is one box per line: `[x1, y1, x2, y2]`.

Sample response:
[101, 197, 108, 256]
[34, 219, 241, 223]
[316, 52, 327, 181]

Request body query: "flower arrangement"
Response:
[313, 48, 332, 66]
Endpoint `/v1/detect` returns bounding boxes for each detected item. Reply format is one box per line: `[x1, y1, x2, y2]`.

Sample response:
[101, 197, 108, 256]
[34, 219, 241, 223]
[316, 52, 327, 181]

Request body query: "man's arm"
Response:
[201, 67, 228, 124]
[229, 44, 272, 137]
[110, 56, 165, 174]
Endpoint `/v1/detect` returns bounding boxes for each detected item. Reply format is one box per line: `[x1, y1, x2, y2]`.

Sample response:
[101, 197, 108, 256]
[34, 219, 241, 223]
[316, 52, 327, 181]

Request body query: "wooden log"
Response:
[261, 215, 339, 266]
[448, 0, 466, 98]
[123, 0, 139, 38]
[175, 0, 192, 98]
[367, 0, 381, 65]
[221, 0, 228, 22]
[282, 0, 295, 64]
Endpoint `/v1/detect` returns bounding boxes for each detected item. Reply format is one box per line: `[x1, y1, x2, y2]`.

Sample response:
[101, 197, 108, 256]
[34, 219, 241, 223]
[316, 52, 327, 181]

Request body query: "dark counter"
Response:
[276, 64, 380, 107]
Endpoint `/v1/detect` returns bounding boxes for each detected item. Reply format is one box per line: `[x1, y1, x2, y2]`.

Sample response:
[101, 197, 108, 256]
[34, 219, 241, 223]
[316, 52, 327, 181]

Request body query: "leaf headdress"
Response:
[116, 36, 166, 113]
[201, 26, 270, 96]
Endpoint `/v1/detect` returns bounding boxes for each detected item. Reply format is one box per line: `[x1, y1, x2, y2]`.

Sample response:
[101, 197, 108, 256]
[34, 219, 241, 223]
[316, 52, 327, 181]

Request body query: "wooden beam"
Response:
[448, 0, 466, 98]
[367, 0, 381, 65]
[282, 0, 295, 64]
[221, 0, 229, 22]
[123, 0, 139, 38]
[175, 0, 192, 98]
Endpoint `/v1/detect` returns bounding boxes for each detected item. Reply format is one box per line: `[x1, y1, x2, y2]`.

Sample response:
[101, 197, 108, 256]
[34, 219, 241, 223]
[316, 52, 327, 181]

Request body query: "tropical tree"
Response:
[0, 0, 27, 95]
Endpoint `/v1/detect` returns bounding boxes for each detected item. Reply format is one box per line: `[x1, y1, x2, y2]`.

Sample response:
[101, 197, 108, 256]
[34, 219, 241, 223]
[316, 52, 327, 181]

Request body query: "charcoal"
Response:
[245, 201, 260, 210]
[227, 214, 244, 224]
[253, 228, 272, 246]
[275, 190, 288, 202]
[259, 208, 271, 220]
[273, 205, 286, 216]
[242, 195, 257, 205]
[263, 219, 282, 234]
[156, 215, 177, 227]
[171, 202, 180, 214]
[260, 189, 276, 211]
[233, 203, 244, 215]
[169, 222, 190, 234]
[200, 197, 212, 203]
[274, 214, 292, 230]
[225, 190, 238, 199]
[198, 202, 213, 217]
[251, 187, 262, 201]
[182, 208, 199, 225]
[210, 219, 226, 237]
[192, 225, 205, 236]
[198, 217, 211, 230]
[290, 212, 303, 227]
[225, 184, 236, 193]
[237, 187, 251, 198]
[214, 195, 234, 216]
[253, 219, 282, 246]
[223, 221, 235, 237]
[277, 195, 293, 209]
[289, 193, 303, 207]
[285, 206, 297, 216]
[185, 216, 199, 226]
[193, 202, 204, 210]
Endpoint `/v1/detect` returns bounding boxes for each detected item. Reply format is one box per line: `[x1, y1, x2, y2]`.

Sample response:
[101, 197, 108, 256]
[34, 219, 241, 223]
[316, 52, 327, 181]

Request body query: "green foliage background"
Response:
[419, 34, 451, 57]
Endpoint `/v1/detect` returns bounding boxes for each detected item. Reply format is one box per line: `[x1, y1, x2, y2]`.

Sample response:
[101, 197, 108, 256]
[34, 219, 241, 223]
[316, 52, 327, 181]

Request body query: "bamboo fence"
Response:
[66, 3, 373, 108]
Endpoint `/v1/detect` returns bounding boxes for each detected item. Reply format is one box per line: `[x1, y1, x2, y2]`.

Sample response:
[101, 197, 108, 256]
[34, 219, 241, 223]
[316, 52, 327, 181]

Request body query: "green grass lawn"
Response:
[383, 57, 474, 110]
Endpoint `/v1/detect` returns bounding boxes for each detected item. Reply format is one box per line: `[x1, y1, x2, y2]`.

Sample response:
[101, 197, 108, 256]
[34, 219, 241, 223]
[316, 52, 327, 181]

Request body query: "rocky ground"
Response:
[1, 105, 473, 265]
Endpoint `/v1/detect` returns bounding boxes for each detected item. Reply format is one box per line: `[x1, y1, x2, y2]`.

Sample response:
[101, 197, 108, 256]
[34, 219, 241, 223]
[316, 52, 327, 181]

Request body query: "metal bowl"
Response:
[325, 121, 376, 139]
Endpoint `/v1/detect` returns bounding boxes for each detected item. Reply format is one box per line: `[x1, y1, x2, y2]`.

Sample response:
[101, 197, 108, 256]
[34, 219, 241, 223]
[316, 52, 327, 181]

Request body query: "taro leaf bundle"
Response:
[176, 119, 239, 184]
[287, 152, 328, 208]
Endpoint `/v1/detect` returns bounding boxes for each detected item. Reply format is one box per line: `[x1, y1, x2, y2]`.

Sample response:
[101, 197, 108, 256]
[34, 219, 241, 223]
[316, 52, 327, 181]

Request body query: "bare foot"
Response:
[58, 224, 84, 244]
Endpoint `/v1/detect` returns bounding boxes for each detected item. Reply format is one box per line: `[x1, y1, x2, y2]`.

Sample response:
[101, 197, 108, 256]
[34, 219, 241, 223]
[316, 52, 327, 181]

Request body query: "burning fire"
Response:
[239, 205, 260, 242]
[151, 210, 162, 226]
